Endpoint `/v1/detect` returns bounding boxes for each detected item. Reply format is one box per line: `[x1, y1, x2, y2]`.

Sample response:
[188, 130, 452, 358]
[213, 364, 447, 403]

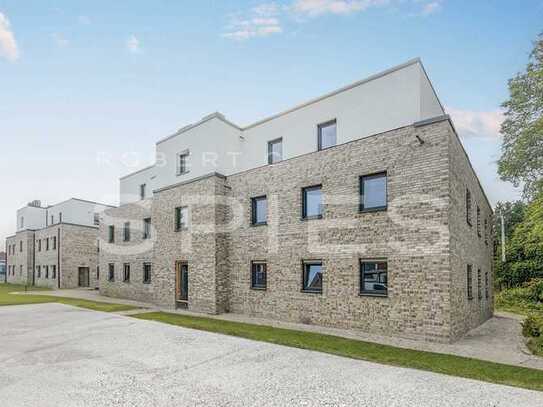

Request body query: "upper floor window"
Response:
[302, 260, 323, 293]
[52, 236, 57, 250]
[466, 188, 472, 226]
[143, 263, 152, 284]
[360, 172, 387, 212]
[302, 185, 323, 220]
[59, 212, 63, 223]
[467, 264, 473, 300]
[477, 268, 482, 300]
[51, 215, 54, 225]
[46, 238, 49, 251]
[38, 240, 41, 252]
[108, 225, 115, 243]
[93, 213, 100, 226]
[360, 260, 388, 296]
[484, 217, 489, 246]
[317, 119, 337, 151]
[177, 151, 190, 175]
[175, 206, 189, 231]
[251, 196, 267, 226]
[485, 271, 489, 299]
[19, 241, 23, 252]
[143, 218, 152, 239]
[140, 184, 146, 200]
[476, 206, 481, 237]
[267, 138, 283, 164]
[251, 261, 267, 290]
[19, 216, 24, 229]
[123, 222, 131, 241]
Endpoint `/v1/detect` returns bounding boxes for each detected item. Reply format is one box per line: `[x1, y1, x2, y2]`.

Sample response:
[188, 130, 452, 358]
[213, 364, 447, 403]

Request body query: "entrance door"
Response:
[78, 267, 90, 287]
[175, 261, 188, 305]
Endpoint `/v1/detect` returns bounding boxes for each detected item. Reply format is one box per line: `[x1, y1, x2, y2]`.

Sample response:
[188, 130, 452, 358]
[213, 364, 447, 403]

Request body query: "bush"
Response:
[522, 314, 543, 338]
[495, 278, 543, 314]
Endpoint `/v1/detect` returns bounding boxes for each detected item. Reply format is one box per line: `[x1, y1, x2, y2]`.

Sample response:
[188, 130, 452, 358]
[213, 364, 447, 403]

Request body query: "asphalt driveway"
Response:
[0, 303, 542, 407]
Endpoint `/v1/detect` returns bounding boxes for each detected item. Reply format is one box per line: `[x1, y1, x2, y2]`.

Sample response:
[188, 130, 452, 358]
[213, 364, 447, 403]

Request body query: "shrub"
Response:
[522, 314, 543, 338]
[495, 279, 543, 314]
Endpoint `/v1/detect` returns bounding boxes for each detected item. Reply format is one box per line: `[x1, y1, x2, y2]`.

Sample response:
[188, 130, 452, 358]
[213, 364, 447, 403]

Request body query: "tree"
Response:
[498, 32, 543, 199]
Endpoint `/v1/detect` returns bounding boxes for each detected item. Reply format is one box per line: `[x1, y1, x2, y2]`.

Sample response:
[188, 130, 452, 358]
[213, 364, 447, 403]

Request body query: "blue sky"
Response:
[0, 0, 542, 242]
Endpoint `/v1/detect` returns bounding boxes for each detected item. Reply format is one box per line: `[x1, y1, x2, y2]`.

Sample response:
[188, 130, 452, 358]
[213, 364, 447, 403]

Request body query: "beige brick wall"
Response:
[5, 231, 34, 285]
[34, 227, 61, 288]
[60, 224, 100, 289]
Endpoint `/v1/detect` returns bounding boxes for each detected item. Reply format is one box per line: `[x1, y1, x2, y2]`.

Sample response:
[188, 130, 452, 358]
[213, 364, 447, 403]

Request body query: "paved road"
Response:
[0, 304, 542, 407]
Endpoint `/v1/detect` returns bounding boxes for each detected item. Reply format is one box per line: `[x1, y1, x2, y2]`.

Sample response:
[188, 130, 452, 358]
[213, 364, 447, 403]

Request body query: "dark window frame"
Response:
[143, 263, 152, 284]
[251, 195, 268, 226]
[267, 137, 283, 164]
[177, 151, 190, 175]
[467, 264, 473, 300]
[108, 225, 115, 243]
[360, 260, 389, 297]
[359, 171, 388, 213]
[476, 205, 481, 237]
[123, 222, 131, 242]
[175, 206, 189, 231]
[477, 268, 482, 300]
[123, 263, 130, 283]
[140, 183, 146, 200]
[302, 184, 323, 220]
[250, 261, 267, 290]
[52, 236, 57, 250]
[108, 263, 115, 282]
[317, 119, 337, 151]
[301, 260, 323, 294]
[485, 271, 489, 299]
[466, 188, 472, 226]
[143, 218, 151, 239]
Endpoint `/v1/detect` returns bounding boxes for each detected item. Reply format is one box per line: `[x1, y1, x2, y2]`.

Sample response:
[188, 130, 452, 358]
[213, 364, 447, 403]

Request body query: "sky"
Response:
[0, 0, 542, 245]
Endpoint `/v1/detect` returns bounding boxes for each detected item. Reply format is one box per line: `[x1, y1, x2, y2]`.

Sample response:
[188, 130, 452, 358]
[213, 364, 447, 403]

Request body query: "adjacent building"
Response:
[0, 251, 5, 281]
[5, 198, 114, 288]
[99, 59, 494, 343]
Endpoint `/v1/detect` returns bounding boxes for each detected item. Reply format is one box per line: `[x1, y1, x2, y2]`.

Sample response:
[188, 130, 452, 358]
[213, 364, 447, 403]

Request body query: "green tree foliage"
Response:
[498, 33, 543, 199]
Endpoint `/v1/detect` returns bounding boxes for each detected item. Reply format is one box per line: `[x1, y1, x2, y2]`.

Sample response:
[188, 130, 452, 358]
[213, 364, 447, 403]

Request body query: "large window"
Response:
[140, 183, 146, 200]
[175, 206, 189, 231]
[143, 263, 152, 284]
[466, 188, 472, 226]
[143, 218, 151, 239]
[177, 151, 190, 175]
[360, 261, 388, 296]
[123, 222, 130, 241]
[108, 263, 115, 281]
[360, 172, 387, 212]
[302, 261, 323, 293]
[251, 196, 267, 226]
[123, 263, 130, 282]
[251, 261, 267, 290]
[467, 264, 473, 300]
[108, 225, 115, 243]
[302, 185, 323, 219]
[317, 119, 337, 150]
[268, 138, 283, 164]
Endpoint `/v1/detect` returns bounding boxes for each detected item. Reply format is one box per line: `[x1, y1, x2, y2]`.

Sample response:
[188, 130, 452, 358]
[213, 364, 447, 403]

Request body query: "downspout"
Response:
[57, 227, 61, 289]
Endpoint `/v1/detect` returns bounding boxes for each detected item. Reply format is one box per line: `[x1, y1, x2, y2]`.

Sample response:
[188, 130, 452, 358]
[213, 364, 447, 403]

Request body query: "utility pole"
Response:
[501, 212, 506, 262]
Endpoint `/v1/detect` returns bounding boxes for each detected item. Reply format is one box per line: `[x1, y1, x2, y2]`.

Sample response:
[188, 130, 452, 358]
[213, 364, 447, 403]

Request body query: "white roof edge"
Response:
[119, 164, 156, 181]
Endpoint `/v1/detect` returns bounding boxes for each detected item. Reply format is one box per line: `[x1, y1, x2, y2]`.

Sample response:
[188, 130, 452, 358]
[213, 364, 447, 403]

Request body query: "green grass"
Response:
[133, 311, 543, 392]
[0, 283, 138, 312]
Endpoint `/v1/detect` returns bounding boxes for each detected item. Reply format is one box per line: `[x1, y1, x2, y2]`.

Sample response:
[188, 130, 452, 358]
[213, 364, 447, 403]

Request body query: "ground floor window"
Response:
[108, 263, 115, 282]
[467, 264, 473, 300]
[143, 263, 152, 284]
[36, 265, 41, 278]
[123, 264, 130, 282]
[485, 271, 489, 300]
[302, 261, 323, 293]
[251, 261, 267, 290]
[45, 265, 49, 279]
[360, 260, 388, 296]
[51, 265, 56, 279]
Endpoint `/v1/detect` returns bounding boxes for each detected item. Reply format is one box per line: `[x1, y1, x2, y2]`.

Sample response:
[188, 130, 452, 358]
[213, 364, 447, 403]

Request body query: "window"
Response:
[123, 263, 130, 282]
[143, 263, 152, 284]
[38, 240, 41, 252]
[19, 265, 22, 276]
[177, 151, 189, 175]
[251, 196, 267, 226]
[51, 265, 56, 279]
[19, 241, 22, 252]
[317, 119, 337, 150]
[143, 218, 152, 239]
[46, 238, 49, 251]
[466, 188, 472, 226]
[108, 225, 115, 243]
[108, 263, 115, 282]
[302, 185, 323, 219]
[360, 261, 388, 296]
[302, 261, 323, 293]
[251, 261, 267, 290]
[267, 138, 283, 164]
[467, 264, 473, 300]
[175, 206, 189, 231]
[140, 183, 146, 200]
[96, 266, 100, 281]
[51, 215, 54, 225]
[123, 222, 130, 241]
[52, 236, 57, 250]
[59, 212, 63, 223]
[93, 213, 99, 226]
[484, 218, 488, 245]
[20, 216, 24, 228]
[45, 265, 49, 279]
[476, 206, 481, 237]
[36, 265, 41, 278]
[485, 271, 489, 299]
[360, 172, 387, 212]
[477, 268, 482, 300]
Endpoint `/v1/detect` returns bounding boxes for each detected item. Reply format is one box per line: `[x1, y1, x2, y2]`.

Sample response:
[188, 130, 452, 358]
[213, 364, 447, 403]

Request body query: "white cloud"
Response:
[291, 0, 388, 16]
[447, 107, 504, 139]
[222, 6, 283, 41]
[126, 35, 142, 54]
[51, 33, 69, 48]
[0, 12, 19, 62]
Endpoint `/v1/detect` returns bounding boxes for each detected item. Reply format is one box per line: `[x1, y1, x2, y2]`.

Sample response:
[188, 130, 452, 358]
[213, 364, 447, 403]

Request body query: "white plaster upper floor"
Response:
[119, 58, 444, 205]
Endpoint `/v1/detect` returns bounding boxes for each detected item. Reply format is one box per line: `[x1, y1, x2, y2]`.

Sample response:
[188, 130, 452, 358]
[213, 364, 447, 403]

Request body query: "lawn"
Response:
[133, 311, 543, 392]
[0, 283, 138, 312]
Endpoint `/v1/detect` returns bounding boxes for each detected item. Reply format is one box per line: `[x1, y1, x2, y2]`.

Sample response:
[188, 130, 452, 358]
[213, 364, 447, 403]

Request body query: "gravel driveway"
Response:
[1, 303, 542, 407]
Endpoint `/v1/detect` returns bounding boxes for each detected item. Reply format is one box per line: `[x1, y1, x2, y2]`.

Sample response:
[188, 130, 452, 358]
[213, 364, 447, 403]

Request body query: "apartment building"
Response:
[98, 58, 493, 342]
[5, 198, 114, 288]
[0, 251, 5, 281]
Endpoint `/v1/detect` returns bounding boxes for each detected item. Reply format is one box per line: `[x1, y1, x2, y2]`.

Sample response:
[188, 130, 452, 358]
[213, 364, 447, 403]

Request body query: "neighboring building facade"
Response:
[99, 59, 494, 343]
[0, 251, 5, 281]
[5, 198, 114, 288]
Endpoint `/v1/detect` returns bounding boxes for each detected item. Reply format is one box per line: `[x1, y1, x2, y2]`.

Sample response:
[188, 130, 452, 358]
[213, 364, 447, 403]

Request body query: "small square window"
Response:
[251, 196, 267, 225]
[123, 222, 131, 241]
[251, 261, 267, 290]
[318, 119, 337, 150]
[143, 218, 151, 239]
[175, 206, 189, 231]
[360, 172, 387, 212]
[123, 263, 130, 282]
[302, 185, 323, 219]
[360, 261, 388, 296]
[302, 261, 323, 293]
[108, 225, 115, 243]
[177, 152, 190, 175]
[143, 263, 152, 284]
[108, 263, 115, 282]
[268, 138, 283, 164]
